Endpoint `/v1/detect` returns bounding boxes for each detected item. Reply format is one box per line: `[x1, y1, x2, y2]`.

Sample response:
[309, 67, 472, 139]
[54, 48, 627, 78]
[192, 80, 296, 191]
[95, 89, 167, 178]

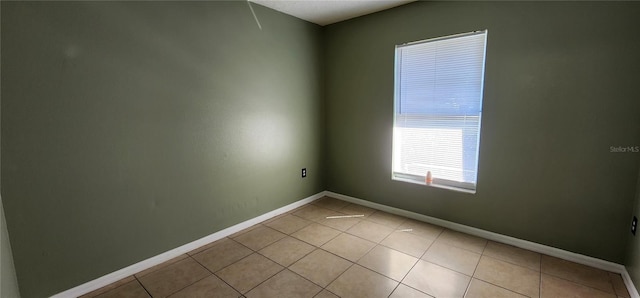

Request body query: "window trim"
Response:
[391, 30, 488, 194]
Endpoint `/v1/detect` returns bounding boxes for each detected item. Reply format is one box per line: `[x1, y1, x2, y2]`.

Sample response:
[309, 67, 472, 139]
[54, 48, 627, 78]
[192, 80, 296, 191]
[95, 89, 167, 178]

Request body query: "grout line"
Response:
[469, 277, 533, 298]
[396, 283, 433, 297]
[200, 259, 242, 296]
[290, 224, 343, 247]
[82, 277, 139, 298]
[418, 227, 442, 260]
[323, 262, 356, 293]
[480, 238, 488, 253]
[461, 278, 474, 298]
[257, 237, 316, 267]
[539, 264, 543, 298]
[213, 274, 240, 297]
[54, 192, 326, 298]
[162, 268, 211, 297]
[397, 251, 423, 290]
[134, 276, 154, 298]
[480, 254, 541, 272]
[332, 195, 625, 297]
[192, 242, 255, 277]
[90, 196, 632, 298]
[286, 257, 339, 293]
[481, 248, 542, 271]
[392, 249, 419, 282]
[463, 241, 488, 297]
[541, 271, 619, 296]
[254, 208, 354, 291]
[134, 254, 191, 279]
[326, 192, 628, 274]
[434, 229, 487, 255]
[539, 252, 543, 298]
[387, 283, 401, 297]
[208, 251, 285, 295]
[264, 215, 313, 234]
[181, 251, 244, 297]
[241, 267, 287, 296]
[287, 270, 326, 295]
[607, 271, 628, 298]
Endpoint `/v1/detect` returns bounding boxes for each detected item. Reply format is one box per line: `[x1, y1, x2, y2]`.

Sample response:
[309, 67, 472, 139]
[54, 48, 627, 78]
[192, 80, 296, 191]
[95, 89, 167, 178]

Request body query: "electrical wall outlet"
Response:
[632, 216, 637, 236]
[301, 168, 307, 178]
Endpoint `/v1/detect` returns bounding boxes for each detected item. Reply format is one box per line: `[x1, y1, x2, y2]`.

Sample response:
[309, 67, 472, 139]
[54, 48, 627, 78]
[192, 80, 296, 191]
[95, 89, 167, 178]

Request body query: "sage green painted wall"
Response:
[1, 2, 323, 297]
[324, 1, 640, 263]
[625, 164, 640, 293]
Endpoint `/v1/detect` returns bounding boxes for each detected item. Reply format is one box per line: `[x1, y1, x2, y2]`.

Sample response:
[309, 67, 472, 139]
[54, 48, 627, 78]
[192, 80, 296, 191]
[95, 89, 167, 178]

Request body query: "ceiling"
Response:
[249, 0, 416, 26]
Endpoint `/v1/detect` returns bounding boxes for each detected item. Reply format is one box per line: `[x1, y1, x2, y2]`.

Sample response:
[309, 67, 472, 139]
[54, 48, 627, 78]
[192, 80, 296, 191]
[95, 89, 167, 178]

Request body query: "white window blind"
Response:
[392, 31, 487, 192]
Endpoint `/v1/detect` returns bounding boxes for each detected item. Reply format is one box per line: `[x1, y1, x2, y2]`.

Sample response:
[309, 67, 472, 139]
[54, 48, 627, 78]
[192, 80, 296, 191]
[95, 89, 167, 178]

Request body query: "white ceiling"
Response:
[249, 0, 416, 26]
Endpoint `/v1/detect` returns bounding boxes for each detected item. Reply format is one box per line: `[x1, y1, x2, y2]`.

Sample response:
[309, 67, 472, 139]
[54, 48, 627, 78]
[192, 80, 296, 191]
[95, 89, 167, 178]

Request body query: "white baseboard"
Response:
[623, 270, 640, 298]
[51, 191, 325, 298]
[53, 190, 640, 298]
[326, 191, 640, 298]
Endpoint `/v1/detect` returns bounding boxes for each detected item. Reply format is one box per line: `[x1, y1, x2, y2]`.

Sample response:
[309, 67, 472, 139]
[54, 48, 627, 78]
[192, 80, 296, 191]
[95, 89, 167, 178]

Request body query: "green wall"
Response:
[1, 2, 323, 297]
[324, 1, 640, 263]
[3, 1, 640, 297]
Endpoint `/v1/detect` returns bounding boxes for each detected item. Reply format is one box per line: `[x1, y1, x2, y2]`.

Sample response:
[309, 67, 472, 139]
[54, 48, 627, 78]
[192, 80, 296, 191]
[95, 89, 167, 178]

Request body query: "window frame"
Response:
[391, 30, 488, 194]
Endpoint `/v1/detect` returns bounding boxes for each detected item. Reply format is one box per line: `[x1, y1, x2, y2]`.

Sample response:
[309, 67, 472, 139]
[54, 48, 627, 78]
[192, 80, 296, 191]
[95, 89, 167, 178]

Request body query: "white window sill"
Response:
[392, 176, 476, 194]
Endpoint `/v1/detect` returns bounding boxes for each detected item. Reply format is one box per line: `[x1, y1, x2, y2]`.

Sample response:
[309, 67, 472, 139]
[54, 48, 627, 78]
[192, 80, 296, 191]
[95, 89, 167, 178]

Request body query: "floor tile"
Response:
[232, 225, 286, 251]
[367, 211, 407, 229]
[321, 233, 376, 262]
[293, 205, 342, 222]
[327, 265, 398, 298]
[167, 275, 241, 298]
[609, 272, 630, 298]
[380, 231, 434, 258]
[402, 260, 470, 298]
[289, 249, 352, 287]
[435, 229, 487, 254]
[465, 278, 527, 298]
[137, 257, 210, 297]
[541, 255, 615, 294]
[258, 236, 315, 267]
[291, 223, 341, 247]
[474, 256, 540, 297]
[483, 241, 541, 271]
[312, 197, 350, 211]
[80, 276, 138, 298]
[422, 242, 480, 276]
[318, 216, 361, 231]
[228, 224, 262, 239]
[90, 201, 632, 298]
[357, 245, 418, 281]
[245, 269, 322, 298]
[92, 280, 150, 298]
[541, 273, 617, 298]
[314, 289, 340, 298]
[389, 284, 433, 298]
[346, 220, 394, 243]
[339, 203, 377, 217]
[136, 255, 190, 278]
[215, 253, 283, 294]
[188, 239, 226, 256]
[191, 238, 252, 272]
[397, 219, 444, 240]
[264, 214, 312, 235]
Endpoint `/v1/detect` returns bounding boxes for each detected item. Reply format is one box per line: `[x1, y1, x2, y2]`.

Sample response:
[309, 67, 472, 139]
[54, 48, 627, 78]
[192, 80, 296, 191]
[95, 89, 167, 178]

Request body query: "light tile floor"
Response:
[82, 197, 631, 298]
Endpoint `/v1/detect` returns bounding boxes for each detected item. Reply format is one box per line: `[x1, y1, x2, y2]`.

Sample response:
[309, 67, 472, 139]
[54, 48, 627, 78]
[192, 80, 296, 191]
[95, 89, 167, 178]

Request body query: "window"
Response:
[392, 31, 487, 193]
